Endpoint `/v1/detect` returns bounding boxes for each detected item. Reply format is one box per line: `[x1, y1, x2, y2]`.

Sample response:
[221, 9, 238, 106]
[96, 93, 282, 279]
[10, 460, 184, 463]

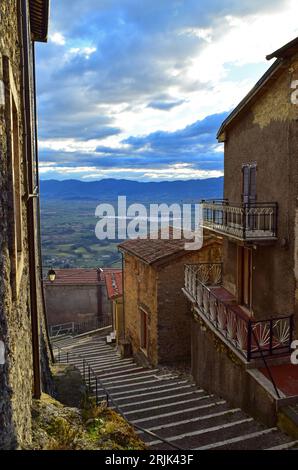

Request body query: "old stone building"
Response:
[44, 268, 119, 333]
[119, 231, 222, 366]
[0, 1, 52, 449]
[184, 37, 298, 425]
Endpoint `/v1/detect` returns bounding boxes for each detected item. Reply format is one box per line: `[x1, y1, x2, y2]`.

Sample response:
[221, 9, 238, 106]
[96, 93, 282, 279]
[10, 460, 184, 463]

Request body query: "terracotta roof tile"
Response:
[118, 227, 196, 265]
[44, 268, 121, 285]
[104, 272, 123, 300]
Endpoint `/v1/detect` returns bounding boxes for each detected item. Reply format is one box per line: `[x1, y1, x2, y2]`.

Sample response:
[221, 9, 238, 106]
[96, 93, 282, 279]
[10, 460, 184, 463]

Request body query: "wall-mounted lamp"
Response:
[47, 269, 56, 283]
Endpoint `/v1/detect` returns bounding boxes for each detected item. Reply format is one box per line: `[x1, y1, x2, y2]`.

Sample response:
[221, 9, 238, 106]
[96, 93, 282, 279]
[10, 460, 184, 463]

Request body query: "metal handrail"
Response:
[52, 344, 183, 450]
[184, 264, 294, 362]
[201, 200, 278, 240]
[202, 199, 277, 208]
[184, 266, 288, 398]
[50, 316, 112, 338]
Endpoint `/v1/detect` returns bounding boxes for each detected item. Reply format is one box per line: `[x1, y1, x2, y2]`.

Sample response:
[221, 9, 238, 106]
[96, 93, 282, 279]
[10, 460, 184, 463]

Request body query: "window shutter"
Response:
[242, 163, 257, 203]
[249, 164, 257, 203]
[242, 165, 250, 203]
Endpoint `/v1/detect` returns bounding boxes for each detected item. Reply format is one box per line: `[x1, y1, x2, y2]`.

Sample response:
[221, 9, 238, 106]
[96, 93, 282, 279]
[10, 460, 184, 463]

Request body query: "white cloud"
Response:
[38, 0, 298, 181]
[68, 46, 97, 59]
[114, 0, 298, 138]
[39, 162, 223, 181]
[50, 32, 66, 46]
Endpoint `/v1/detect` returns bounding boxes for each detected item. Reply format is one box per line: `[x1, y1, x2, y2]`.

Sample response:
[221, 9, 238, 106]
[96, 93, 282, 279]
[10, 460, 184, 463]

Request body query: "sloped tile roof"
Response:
[44, 267, 121, 285]
[266, 36, 298, 60]
[118, 227, 202, 265]
[29, 0, 50, 42]
[104, 271, 123, 300]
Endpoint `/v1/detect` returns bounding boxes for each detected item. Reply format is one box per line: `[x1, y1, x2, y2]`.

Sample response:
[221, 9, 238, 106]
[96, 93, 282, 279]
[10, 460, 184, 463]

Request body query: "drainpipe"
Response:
[19, 0, 41, 398]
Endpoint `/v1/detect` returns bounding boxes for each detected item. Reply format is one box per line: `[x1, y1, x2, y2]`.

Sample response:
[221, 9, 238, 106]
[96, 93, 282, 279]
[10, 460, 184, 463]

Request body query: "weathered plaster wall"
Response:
[223, 56, 298, 320]
[252, 60, 298, 128]
[157, 243, 222, 364]
[44, 284, 102, 326]
[101, 282, 112, 316]
[191, 317, 277, 427]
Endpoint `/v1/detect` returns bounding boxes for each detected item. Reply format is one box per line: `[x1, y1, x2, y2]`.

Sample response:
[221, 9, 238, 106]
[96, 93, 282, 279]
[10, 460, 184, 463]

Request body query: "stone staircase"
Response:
[53, 334, 298, 450]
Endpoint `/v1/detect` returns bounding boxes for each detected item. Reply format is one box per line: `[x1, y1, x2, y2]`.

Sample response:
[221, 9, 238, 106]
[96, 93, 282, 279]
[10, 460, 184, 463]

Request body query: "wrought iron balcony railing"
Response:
[184, 263, 293, 361]
[202, 200, 278, 241]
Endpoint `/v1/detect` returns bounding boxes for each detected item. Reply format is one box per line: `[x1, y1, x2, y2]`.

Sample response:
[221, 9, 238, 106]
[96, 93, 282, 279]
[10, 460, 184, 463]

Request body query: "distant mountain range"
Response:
[40, 177, 223, 202]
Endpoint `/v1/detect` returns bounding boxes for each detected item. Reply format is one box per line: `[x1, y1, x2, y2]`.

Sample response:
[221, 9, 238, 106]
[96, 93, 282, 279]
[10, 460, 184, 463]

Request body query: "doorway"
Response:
[140, 308, 148, 353]
[239, 246, 253, 310]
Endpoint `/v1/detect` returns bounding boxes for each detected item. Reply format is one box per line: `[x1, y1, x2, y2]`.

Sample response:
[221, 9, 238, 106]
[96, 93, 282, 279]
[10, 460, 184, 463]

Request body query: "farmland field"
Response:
[40, 199, 123, 269]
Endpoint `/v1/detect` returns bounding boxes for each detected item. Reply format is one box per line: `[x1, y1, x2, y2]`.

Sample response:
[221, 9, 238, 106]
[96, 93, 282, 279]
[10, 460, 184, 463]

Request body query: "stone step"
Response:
[124, 394, 216, 420]
[90, 376, 182, 394]
[53, 335, 296, 451]
[52, 337, 92, 349]
[136, 408, 243, 435]
[94, 365, 145, 378]
[192, 427, 283, 450]
[75, 362, 160, 381]
[266, 440, 298, 450]
[114, 383, 197, 403]
[99, 379, 192, 397]
[130, 400, 229, 427]
[91, 386, 197, 404]
[118, 389, 205, 412]
[66, 356, 133, 368]
[148, 420, 262, 449]
[66, 346, 118, 356]
[100, 371, 173, 386]
[88, 374, 184, 388]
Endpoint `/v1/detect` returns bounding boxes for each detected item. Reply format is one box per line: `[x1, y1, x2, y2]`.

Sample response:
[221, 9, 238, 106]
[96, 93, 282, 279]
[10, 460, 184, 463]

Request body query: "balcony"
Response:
[202, 200, 278, 242]
[184, 263, 293, 362]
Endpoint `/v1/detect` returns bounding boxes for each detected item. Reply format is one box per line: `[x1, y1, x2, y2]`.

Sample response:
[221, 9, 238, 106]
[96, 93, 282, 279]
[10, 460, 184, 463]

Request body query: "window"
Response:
[242, 163, 257, 204]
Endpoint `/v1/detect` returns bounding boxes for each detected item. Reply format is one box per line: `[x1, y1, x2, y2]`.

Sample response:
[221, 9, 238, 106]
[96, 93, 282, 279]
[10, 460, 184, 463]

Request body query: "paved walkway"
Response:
[53, 334, 298, 450]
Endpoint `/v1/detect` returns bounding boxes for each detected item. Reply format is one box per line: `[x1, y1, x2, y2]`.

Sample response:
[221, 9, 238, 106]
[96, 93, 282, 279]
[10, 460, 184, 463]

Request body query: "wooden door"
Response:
[140, 309, 148, 351]
[241, 247, 252, 309]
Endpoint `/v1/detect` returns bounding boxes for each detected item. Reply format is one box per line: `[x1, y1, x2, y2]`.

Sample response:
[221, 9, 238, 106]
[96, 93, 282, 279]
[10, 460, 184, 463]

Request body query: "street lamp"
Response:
[47, 268, 56, 283]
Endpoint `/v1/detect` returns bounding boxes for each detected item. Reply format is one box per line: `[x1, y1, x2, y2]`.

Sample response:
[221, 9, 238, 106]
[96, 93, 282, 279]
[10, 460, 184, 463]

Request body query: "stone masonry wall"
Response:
[157, 242, 222, 364]
[123, 240, 222, 366]
[123, 253, 158, 365]
[0, 1, 52, 449]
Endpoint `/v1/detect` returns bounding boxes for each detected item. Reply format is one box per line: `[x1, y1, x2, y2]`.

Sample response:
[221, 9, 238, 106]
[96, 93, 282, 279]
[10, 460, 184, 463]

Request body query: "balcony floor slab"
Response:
[209, 286, 236, 304]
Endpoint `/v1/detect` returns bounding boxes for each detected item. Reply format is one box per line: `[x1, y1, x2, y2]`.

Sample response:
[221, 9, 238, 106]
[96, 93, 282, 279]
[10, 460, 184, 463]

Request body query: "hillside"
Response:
[40, 177, 224, 202]
[40, 177, 224, 269]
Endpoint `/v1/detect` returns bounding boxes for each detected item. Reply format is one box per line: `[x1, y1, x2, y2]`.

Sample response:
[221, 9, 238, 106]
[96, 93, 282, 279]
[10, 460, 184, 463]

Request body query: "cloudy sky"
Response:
[36, 0, 298, 182]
